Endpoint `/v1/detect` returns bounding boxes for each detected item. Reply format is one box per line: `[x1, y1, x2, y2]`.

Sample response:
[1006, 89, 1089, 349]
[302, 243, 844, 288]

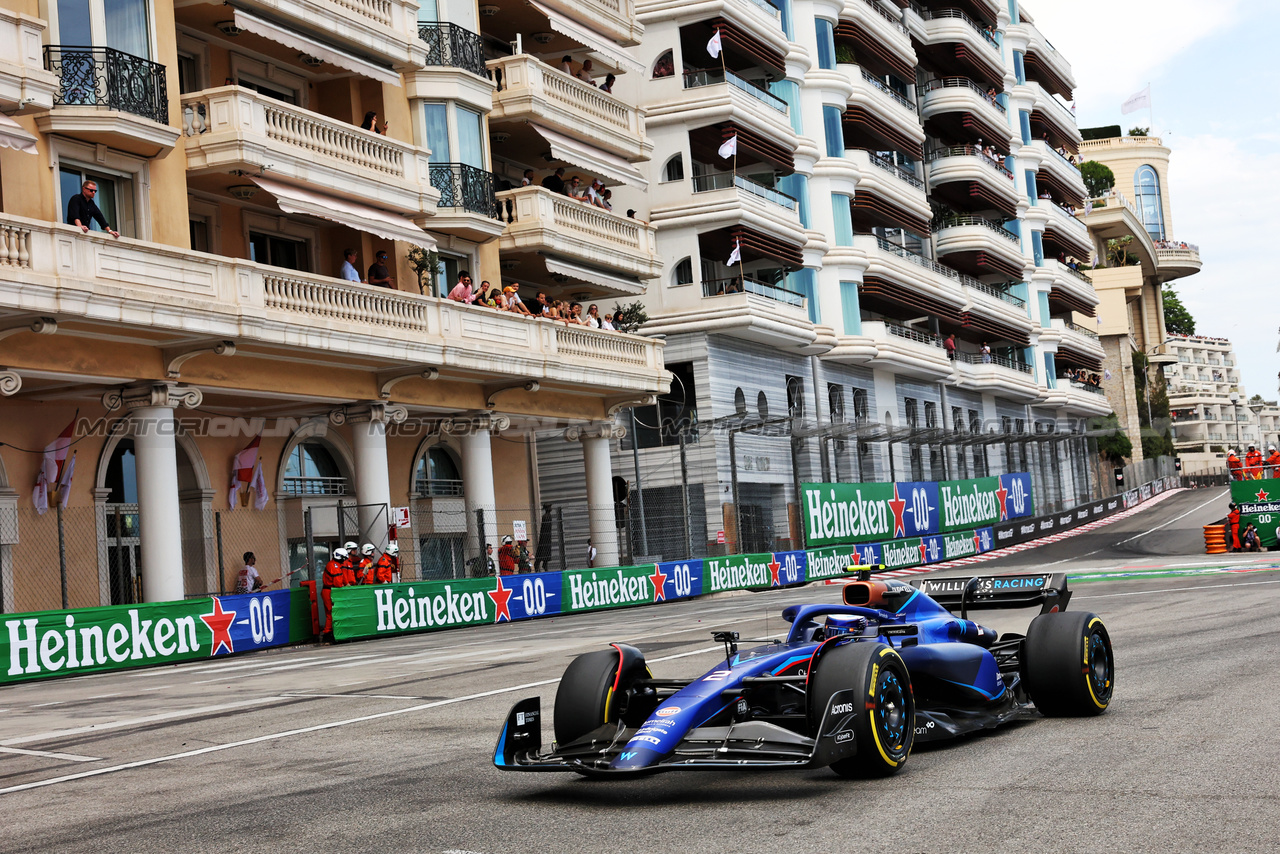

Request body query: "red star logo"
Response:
[918, 541, 928, 563]
[1257, 488, 1270, 501]
[488, 576, 514, 622]
[648, 565, 668, 601]
[768, 558, 782, 586]
[200, 597, 236, 656]
[973, 530, 983, 552]
[995, 481, 1009, 521]
[849, 549, 862, 566]
[889, 484, 908, 538]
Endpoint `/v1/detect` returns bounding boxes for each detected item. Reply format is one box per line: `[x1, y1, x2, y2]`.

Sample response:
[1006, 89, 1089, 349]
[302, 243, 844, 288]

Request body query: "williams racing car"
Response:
[494, 571, 1112, 777]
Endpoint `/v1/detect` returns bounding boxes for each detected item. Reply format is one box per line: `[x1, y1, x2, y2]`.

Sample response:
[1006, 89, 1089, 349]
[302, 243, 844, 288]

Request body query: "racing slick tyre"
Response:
[807, 642, 914, 778]
[1023, 611, 1113, 717]
[553, 645, 653, 746]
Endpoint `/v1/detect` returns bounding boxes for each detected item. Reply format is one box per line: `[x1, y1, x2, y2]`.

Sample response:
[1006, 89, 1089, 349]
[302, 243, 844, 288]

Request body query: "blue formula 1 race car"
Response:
[494, 571, 1112, 778]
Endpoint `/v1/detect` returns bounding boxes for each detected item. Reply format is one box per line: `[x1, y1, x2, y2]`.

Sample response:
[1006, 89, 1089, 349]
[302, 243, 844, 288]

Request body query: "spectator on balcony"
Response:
[67, 181, 119, 238]
[448, 271, 477, 303]
[985, 87, 998, 104]
[576, 59, 596, 85]
[600, 73, 616, 94]
[530, 292, 550, 317]
[610, 310, 625, 330]
[586, 178, 606, 207]
[944, 334, 956, 361]
[367, 250, 394, 288]
[541, 167, 566, 195]
[340, 249, 362, 283]
[652, 51, 674, 79]
[569, 302, 587, 324]
[559, 55, 574, 75]
[599, 188, 614, 211]
[505, 286, 532, 315]
[521, 169, 535, 186]
[360, 111, 388, 135]
[567, 175, 587, 200]
[583, 304, 603, 328]
[981, 341, 991, 363]
[600, 310, 616, 331]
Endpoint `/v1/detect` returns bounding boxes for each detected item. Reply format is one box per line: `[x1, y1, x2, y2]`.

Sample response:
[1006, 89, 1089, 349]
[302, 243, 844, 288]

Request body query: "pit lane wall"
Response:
[0, 476, 1181, 683]
[1230, 478, 1280, 549]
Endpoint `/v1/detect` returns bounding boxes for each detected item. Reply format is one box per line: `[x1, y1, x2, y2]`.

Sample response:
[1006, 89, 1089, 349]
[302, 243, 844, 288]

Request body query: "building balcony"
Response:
[174, 0, 426, 72]
[961, 280, 1033, 350]
[907, 7, 1003, 87]
[1041, 202, 1092, 260]
[404, 23, 496, 114]
[955, 353, 1041, 402]
[933, 214, 1027, 280]
[1039, 261, 1099, 318]
[1059, 381, 1112, 415]
[1033, 140, 1085, 205]
[488, 53, 651, 166]
[0, 214, 666, 397]
[920, 76, 1012, 151]
[1028, 82, 1081, 146]
[642, 277, 816, 349]
[825, 319, 952, 380]
[650, 171, 806, 250]
[36, 46, 179, 157]
[854, 234, 967, 330]
[1018, 22, 1076, 98]
[429, 163, 507, 241]
[1051, 317, 1105, 368]
[495, 185, 660, 293]
[845, 148, 931, 235]
[1079, 192, 1158, 276]
[835, 0, 916, 83]
[644, 69, 794, 149]
[180, 86, 437, 217]
[1156, 242, 1202, 280]
[540, 0, 642, 45]
[0, 10, 58, 112]
[924, 145, 1019, 218]
[846, 64, 925, 159]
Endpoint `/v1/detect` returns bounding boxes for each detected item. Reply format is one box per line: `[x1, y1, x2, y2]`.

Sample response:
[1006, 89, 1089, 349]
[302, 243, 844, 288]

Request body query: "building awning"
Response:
[250, 175, 436, 249]
[531, 125, 648, 190]
[544, 255, 645, 294]
[527, 0, 644, 74]
[0, 113, 37, 155]
[232, 9, 401, 87]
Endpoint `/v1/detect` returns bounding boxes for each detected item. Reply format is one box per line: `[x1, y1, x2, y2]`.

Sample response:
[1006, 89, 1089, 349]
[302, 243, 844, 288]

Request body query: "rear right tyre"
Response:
[1023, 611, 1113, 716]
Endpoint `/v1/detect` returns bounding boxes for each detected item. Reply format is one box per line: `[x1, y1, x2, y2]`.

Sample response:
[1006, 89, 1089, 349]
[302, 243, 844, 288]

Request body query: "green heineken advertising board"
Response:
[1230, 478, 1280, 549]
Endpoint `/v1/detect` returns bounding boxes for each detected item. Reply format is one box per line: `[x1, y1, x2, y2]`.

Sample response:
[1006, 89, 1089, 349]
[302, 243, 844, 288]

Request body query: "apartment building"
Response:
[0, 0, 670, 611]
[1166, 334, 1280, 474]
[1078, 132, 1201, 461]
[532, 0, 1111, 561]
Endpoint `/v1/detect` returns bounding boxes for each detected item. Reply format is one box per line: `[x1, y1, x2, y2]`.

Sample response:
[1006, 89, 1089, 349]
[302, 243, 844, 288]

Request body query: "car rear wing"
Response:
[910, 573, 1071, 619]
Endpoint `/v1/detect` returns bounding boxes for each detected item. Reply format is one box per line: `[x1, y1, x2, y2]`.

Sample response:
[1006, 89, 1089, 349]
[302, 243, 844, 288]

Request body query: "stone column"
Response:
[443, 413, 507, 574]
[565, 421, 626, 568]
[114, 383, 202, 603]
[330, 402, 407, 552]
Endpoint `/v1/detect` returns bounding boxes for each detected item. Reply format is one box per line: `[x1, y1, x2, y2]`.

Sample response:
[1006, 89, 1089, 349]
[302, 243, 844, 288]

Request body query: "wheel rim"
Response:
[876, 670, 908, 753]
[1087, 630, 1112, 703]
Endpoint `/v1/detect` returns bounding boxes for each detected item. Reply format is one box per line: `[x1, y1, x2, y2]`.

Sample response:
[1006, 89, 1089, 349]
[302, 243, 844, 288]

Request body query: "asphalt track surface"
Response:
[3, 486, 1279, 853]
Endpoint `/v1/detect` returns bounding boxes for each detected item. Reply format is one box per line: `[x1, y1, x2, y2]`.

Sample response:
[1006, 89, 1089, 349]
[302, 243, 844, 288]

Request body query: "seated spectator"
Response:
[610, 310, 625, 331]
[599, 188, 614, 211]
[600, 310, 615, 331]
[576, 59, 596, 85]
[1243, 523, 1261, 552]
[559, 55, 574, 75]
[600, 73, 616, 94]
[541, 167, 566, 194]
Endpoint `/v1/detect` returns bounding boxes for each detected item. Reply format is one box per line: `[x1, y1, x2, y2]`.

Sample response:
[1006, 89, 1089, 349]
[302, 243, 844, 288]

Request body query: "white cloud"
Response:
[1028, 0, 1242, 117]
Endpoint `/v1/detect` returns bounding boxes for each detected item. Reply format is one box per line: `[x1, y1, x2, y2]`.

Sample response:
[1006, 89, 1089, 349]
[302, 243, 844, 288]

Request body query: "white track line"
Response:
[0, 746, 101, 762]
[0, 697, 285, 748]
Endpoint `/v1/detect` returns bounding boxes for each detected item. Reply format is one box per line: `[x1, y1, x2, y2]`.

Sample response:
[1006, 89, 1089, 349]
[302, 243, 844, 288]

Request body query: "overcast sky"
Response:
[1031, 0, 1279, 400]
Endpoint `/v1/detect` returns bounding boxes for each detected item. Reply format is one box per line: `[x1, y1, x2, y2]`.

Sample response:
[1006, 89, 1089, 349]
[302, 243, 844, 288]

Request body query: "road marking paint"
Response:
[30, 702, 61, 707]
[0, 746, 101, 762]
[0, 697, 285, 747]
[1111, 490, 1229, 545]
[1075, 578, 1280, 599]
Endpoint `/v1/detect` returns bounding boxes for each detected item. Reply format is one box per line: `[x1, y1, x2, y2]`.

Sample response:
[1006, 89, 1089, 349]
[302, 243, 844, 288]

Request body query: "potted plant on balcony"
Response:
[407, 247, 442, 296]
[611, 301, 649, 334]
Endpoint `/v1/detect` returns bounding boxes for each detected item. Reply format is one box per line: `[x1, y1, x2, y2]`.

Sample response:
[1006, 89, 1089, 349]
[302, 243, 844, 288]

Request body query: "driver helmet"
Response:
[823, 614, 868, 638]
[361, 543, 375, 556]
[332, 548, 349, 560]
[387, 542, 399, 555]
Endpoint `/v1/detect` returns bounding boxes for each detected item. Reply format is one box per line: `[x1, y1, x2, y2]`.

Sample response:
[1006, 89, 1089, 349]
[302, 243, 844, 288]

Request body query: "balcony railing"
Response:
[741, 0, 781, 17]
[418, 22, 489, 79]
[968, 280, 1026, 308]
[691, 171, 797, 211]
[282, 476, 349, 496]
[885, 322, 943, 347]
[861, 0, 909, 34]
[867, 152, 924, 189]
[430, 162, 498, 217]
[414, 477, 465, 497]
[702, 276, 806, 307]
[682, 68, 788, 114]
[876, 236, 997, 295]
[44, 45, 168, 124]
[1059, 261, 1093, 285]
[861, 69, 916, 112]
[1038, 140, 1082, 174]
[926, 145, 1013, 179]
[489, 54, 643, 138]
[917, 7, 1000, 50]
[1067, 380, 1105, 395]
[962, 353, 1032, 373]
[933, 214, 1020, 244]
[1066, 320, 1099, 340]
[923, 77, 1006, 114]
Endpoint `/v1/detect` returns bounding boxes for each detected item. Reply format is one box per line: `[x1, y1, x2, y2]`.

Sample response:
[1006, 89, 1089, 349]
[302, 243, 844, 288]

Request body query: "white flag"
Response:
[717, 134, 738, 160]
[250, 461, 269, 511]
[1121, 85, 1150, 115]
[726, 239, 741, 267]
[58, 452, 75, 509]
[707, 29, 722, 58]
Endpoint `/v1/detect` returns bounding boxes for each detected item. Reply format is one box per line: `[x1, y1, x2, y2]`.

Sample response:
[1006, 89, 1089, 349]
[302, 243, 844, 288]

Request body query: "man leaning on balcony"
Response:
[448, 271, 477, 304]
[67, 181, 119, 238]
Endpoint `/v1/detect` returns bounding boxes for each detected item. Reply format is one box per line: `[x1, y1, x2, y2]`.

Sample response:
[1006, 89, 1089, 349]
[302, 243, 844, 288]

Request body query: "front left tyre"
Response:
[553, 644, 652, 746]
[807, 641, 914, 777]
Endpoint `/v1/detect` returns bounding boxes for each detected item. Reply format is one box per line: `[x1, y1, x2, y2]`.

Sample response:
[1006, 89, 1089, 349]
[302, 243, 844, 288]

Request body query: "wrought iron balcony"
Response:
[430, 162, 498, 218]
[44, 45, 167, 124]
[418, 22, 489, 79]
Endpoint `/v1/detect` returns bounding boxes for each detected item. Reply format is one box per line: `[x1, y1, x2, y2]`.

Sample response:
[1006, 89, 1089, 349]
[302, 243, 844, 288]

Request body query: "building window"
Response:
[1019, 110, 1032, 145]
[1134, 165, 1166, 241]
[905, 397, 918, 429]
[852, 388, 868, 423]
[770, 0, 793, 39]
[769, 79, 802, 134]
[423, 102, 451, 163]
[815, 18, 836, 69]
[60, 165, 134, 237]
[757, 391, 770, 421]
[663, 154, 684, 182]
[829, 384, 845, 422]
[822, 105, 844, 157]
[249, 231, 308, 271]
[734, 387, 747, 416]
[283, 442, 347, 495]
[1030, 230, 1045, 267]
[652, 50, 674, 79]
[1025, 169, 1038, 204]
[414, 447, 463, 496]
[1013, 51, 1025, 85]
[672, 257, 693, 286]
[630, 362, 698, 449]
[777, 173, 809, 227]
[788, 267, 818, 323]
[832, 194, 854, 246]
[786, 375, 805, 419]
[839, 280, 861, 335]
[55, 0, 151, 58]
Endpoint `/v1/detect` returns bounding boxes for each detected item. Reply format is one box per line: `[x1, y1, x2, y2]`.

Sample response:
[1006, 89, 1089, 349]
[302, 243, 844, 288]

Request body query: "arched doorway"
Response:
[411, 443, 467, 580]
[277, 426, 355, 587]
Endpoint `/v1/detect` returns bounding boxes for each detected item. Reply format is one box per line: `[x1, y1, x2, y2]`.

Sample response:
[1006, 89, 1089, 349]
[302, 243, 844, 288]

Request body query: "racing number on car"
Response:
[522, 578, 549, 615]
